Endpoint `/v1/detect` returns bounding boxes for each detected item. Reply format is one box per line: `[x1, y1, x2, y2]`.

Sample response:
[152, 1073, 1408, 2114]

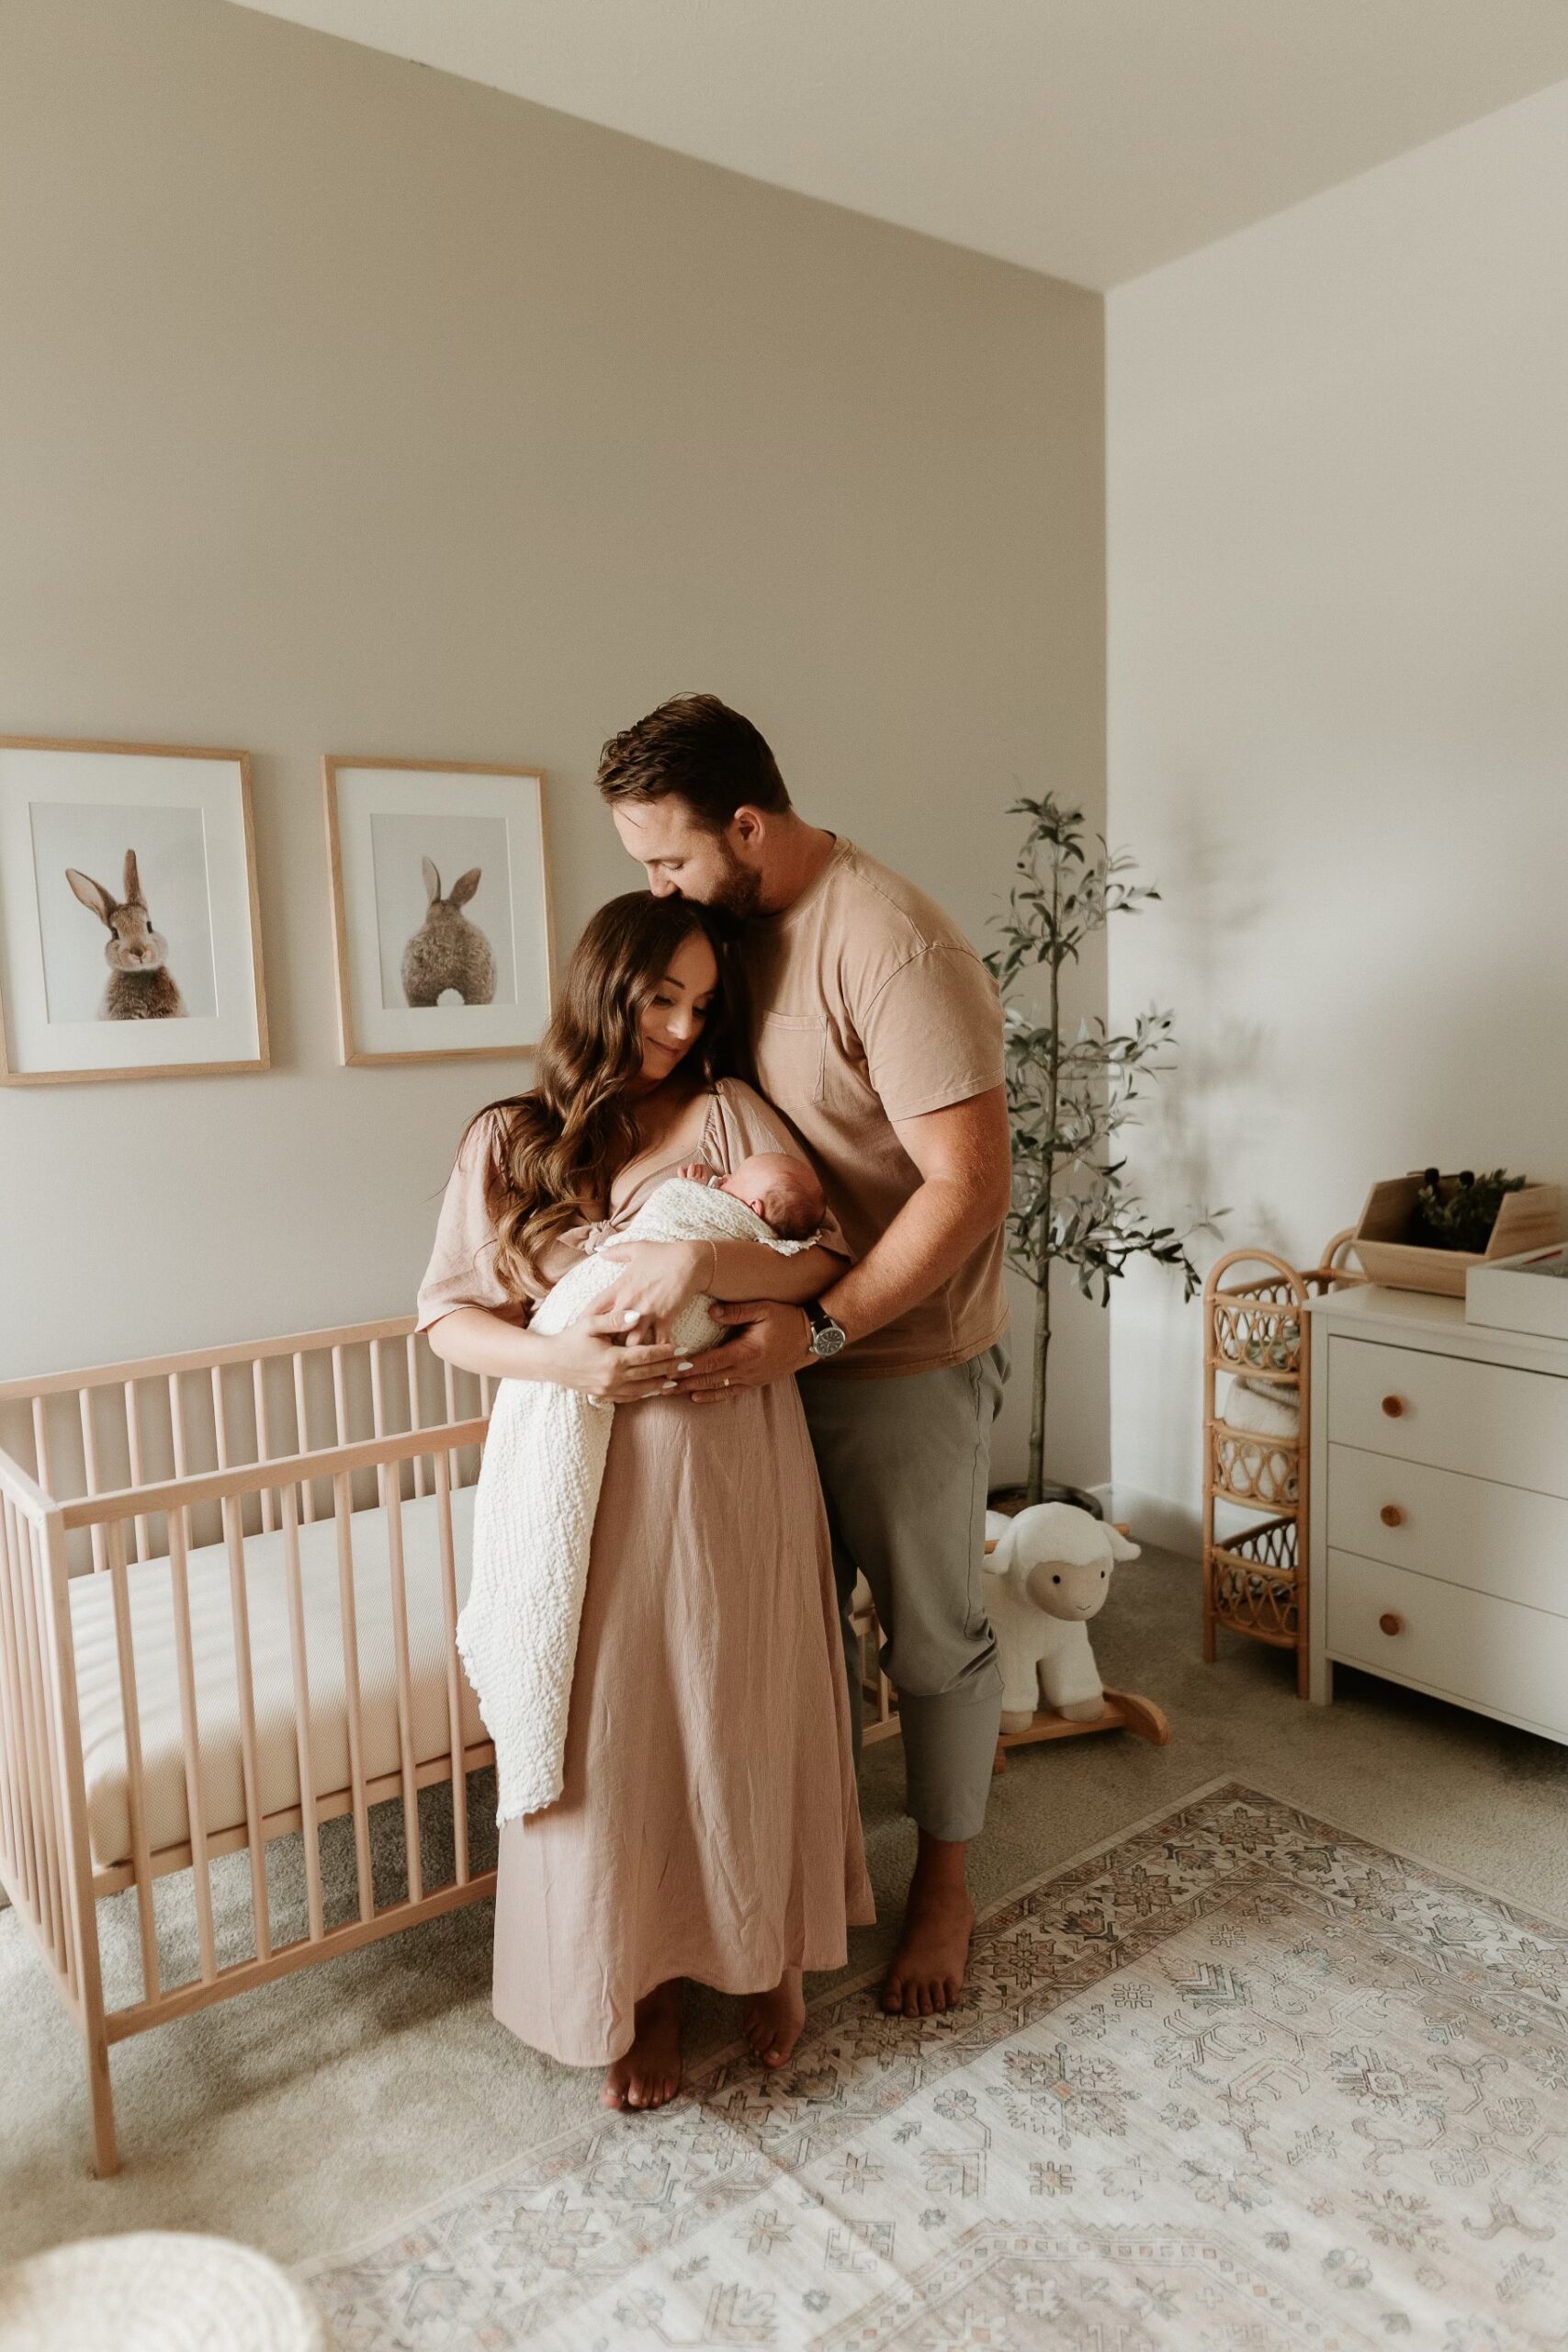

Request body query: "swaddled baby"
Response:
[671, 1150, 826, 1245]
[463, 1148, 828, 1823]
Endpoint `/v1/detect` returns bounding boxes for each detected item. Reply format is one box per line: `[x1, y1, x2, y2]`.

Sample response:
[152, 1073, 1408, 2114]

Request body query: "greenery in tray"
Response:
[987, 794, 1221, 1508]
[1411, 1168, 1525, 1253]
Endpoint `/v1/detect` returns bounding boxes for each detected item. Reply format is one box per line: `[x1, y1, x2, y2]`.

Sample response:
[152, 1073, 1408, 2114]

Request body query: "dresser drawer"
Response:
[1326, 1446, 1568, 1617]
[1327, 1337, 1568, 1498]
[1326, 1550, 1568, 1740]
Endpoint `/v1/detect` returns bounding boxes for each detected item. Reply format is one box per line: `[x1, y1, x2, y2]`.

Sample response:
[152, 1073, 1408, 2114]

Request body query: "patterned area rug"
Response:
[303, 1782, 1568, 2350]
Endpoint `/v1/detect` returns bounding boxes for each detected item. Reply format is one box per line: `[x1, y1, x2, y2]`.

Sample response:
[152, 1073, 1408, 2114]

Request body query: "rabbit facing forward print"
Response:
[65, 850, 186, 1020]
[401, 857, 497, 1007]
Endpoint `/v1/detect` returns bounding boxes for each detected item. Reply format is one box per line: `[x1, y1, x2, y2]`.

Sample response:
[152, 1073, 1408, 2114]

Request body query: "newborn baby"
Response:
[674, 1150, 826, 1243]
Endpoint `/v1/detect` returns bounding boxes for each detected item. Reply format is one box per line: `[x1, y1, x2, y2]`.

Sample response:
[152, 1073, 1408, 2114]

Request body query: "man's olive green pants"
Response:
[801, 1339, 1010, 1845]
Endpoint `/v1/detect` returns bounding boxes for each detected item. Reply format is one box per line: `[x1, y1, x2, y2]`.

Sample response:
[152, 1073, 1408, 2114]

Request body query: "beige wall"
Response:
[1106, 80, 1568, 1539]
[0, 0, 1107, 1488]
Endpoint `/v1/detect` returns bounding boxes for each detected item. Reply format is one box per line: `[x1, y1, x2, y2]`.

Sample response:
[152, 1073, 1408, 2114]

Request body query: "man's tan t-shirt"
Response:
[742, 837, 1008, 1380]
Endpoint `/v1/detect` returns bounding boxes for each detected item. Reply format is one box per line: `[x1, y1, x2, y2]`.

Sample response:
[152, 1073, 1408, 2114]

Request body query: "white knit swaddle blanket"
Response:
[463, 1176, 818, 1823]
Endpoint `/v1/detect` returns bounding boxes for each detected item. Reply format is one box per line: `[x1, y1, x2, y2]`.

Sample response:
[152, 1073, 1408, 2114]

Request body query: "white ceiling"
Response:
[231, 1, 1568, 289]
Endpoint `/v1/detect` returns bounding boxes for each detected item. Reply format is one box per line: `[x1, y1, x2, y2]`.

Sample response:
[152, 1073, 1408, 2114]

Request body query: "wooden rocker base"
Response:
[991, 1689, 1170, 1773]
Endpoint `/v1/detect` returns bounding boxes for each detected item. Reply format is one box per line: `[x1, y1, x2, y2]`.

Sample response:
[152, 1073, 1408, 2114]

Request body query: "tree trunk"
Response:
[1026, 1250, 1050, 1506]
[1026, 874, 1063, 1509]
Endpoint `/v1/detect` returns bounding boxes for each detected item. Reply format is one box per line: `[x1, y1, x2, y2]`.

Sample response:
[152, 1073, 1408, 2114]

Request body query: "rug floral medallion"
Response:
[304, 1783, 1568, 2350]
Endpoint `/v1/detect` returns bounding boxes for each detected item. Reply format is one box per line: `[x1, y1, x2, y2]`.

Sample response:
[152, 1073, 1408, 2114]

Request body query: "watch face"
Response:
[813, 1322, 847, 1358]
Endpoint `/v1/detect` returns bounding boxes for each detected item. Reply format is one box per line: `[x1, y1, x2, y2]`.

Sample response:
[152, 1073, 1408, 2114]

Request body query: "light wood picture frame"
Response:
[0, 736, 269, 1085]
[322, 756, 554, 1067]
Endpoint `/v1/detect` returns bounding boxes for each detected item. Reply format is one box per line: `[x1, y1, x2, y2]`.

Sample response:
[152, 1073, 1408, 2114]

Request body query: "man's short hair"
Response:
[595, 695, 791, 831]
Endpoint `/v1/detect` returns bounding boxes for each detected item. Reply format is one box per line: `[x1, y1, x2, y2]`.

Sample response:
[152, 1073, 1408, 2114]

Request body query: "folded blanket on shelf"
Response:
[462, 1177, 816, 1823]
[1222, 1374, 1301, 1441]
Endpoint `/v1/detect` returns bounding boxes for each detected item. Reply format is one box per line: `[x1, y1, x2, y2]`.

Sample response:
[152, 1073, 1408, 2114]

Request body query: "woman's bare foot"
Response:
[602, 1979, 684, 2110]
[742, 1968, 806, 2069]
[882, 1833, 976, 2018]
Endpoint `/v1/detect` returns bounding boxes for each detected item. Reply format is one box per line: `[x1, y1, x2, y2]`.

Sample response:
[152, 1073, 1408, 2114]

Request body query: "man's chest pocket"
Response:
[756, 1011, 829, 1109]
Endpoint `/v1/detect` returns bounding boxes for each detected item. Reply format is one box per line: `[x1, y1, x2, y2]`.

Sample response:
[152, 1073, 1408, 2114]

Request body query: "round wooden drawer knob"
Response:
[1382, 1395, 1405, 1418]
[1379, 1612, 1404, 1636]
[1380, 1504, 1405, 1528]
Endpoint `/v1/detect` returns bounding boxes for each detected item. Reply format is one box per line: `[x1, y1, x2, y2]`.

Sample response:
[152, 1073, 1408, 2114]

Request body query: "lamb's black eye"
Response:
[1051, 1573, 1060, 1584]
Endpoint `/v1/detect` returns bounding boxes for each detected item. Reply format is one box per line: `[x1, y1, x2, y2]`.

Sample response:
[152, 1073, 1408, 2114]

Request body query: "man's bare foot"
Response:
[742, 1968, 806, 2069]
[882, 1834, 976, 2018]
[602, 1979, 684, 2110]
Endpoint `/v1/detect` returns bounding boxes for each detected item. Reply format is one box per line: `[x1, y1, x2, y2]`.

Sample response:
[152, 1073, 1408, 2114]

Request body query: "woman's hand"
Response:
[545, 1310, 682, 1403]
[593, 1240, 705, 1338]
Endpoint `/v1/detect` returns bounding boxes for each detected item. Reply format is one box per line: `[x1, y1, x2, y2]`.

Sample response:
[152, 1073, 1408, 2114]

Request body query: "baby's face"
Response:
[721, 1153, 825, 1239]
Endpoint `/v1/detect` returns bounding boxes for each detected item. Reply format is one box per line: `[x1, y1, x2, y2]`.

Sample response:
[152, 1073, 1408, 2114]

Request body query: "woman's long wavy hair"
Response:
[466, 893, 751, 1298]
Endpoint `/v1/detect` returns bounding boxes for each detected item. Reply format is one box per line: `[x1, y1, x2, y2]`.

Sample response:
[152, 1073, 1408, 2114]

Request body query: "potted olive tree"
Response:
[986, 794, 1217, 1511]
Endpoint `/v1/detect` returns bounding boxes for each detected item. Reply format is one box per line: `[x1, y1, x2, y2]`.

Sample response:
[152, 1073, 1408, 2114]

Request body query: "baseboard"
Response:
[1091, 1481, 1201, 1562]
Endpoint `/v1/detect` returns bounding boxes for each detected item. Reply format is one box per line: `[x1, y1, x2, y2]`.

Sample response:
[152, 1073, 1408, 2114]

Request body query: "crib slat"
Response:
[123, 1381, 151, 1563]
[333, 1476, 374, 1923]
[168, 1372, 194, 1555]
[331, 1346, 347, 1452]
[381, 1472, 423, 1905]
[39, 1510, 117, 2169]
[166, 1514, 218, 1983]
[0, 1501, 39, 1918]
[369, 1340, 387, 1476]
[77, 1389, 107, 1575]
[442, 1360, 459, 1491]
[14, 1515, 65, 1968]
[0, 1521, 21, 1890]
[29, 1519, 82, 2004]
[107, 1516, 161, 2003]
[434, 1454, 468, 1885]
[292, 1354, 316, 1523]
[407, 1335, 428, 1498]
[254, 1359, 276, 1533]
[221, 1497, 271, 1962]
[31, 1396, 53, 1498]
[210, 1364, 231, 1468]
[279, 1488, 324, 1943]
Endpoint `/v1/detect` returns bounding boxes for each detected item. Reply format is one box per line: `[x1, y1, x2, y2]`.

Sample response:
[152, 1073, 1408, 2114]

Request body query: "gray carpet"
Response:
[5, 1542, 1568, 2269]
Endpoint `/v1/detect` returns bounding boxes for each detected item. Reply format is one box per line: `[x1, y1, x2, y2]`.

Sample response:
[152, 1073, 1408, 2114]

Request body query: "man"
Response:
[596, 693, 1012, 2019]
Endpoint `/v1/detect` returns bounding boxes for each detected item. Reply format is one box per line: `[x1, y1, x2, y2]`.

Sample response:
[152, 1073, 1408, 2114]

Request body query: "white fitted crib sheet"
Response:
[69, 1486, 482, 1869]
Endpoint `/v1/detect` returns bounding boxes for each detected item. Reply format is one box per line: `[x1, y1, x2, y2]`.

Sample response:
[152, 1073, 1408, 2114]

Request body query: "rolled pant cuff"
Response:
[896, 1666, 1003, 1844]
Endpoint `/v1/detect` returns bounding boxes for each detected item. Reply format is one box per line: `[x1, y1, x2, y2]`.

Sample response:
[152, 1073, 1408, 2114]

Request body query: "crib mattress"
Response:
[68, 1487, 483, 1869]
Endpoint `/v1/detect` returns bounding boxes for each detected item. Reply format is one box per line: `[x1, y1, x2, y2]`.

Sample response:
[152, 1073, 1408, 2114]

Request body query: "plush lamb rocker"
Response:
[984, 1503, 1141, 1733]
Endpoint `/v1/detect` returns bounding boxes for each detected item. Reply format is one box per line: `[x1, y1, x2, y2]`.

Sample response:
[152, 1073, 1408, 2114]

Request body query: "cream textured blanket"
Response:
[463, 1176, 817, 1823]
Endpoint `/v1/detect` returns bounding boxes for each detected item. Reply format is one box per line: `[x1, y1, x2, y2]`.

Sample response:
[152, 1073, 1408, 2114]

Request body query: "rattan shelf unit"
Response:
[1202, 1235, 1360, 1695]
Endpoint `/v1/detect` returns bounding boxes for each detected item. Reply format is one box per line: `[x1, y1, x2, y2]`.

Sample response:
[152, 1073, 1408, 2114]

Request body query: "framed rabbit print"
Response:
[322, 756, 553, 1066]
[0, 736, 269, 1084]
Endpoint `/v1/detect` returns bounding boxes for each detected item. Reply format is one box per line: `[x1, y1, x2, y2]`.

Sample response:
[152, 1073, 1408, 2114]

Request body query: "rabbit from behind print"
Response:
[66, 851, 186, 1020]
[402, 858, 497, 1007]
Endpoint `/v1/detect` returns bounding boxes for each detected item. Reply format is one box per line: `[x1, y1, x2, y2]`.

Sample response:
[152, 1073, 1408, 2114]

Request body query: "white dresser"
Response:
[1306, 1283, 1568, 1743]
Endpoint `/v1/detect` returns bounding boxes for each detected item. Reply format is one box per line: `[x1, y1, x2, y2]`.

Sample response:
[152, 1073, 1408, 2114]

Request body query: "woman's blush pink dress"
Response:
[416, 1077, 874, 2065]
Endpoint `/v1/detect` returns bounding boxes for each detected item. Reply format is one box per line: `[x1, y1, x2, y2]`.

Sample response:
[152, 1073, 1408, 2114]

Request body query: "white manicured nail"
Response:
[624, 1310, 639, 1326]
[677, 1360, 694, 1372]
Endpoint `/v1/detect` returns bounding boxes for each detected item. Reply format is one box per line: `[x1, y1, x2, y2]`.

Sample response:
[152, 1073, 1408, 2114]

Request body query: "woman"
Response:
[418, 893, 873, 2110]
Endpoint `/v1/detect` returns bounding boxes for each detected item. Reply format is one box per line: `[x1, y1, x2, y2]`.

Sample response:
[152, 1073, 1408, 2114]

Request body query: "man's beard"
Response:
[697, 845, 763, 932]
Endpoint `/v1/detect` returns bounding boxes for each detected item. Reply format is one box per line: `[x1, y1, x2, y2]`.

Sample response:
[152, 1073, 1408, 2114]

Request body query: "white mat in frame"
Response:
[0, 736, 268, 1084]
[323, 757, 554, 1067]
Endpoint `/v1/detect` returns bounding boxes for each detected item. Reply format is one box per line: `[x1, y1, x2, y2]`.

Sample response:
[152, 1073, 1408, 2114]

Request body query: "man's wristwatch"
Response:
[801, 1300, 849, 1361]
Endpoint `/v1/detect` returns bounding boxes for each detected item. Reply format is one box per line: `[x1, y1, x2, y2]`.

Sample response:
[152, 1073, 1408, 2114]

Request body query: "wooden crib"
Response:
[0, 1317, 497, 2176]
